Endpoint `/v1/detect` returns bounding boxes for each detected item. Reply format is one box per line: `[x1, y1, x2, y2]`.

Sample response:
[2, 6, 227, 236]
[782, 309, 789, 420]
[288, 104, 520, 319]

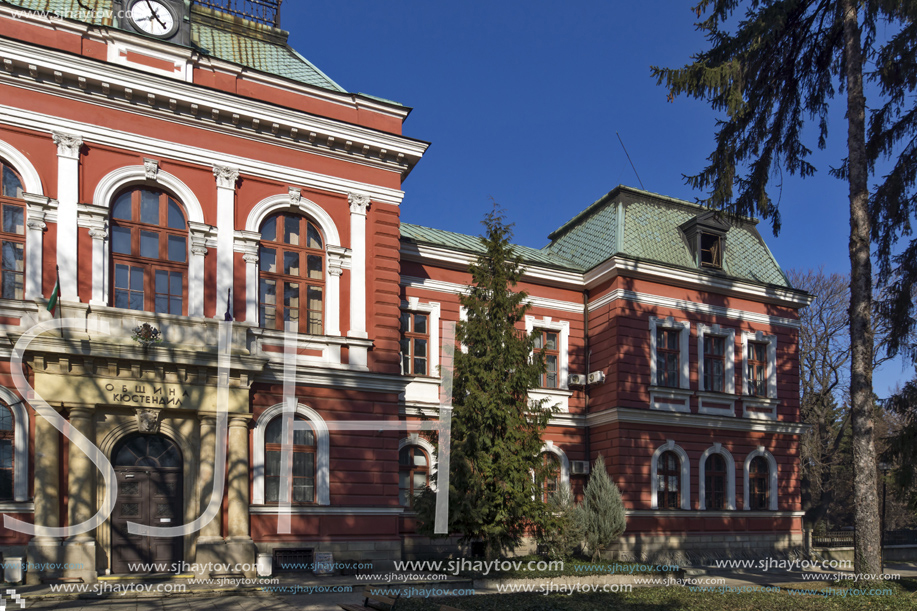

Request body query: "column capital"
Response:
[51, 131, 83, 159]
[242, 253, 259, 265]
[87, 228, 107, 241]
[229, 415, 251, 428]
[213, 165, 240, 190]
[67, 405, 94, 420]
[348, 192, 370, 216]
[27, 219, 47, 232]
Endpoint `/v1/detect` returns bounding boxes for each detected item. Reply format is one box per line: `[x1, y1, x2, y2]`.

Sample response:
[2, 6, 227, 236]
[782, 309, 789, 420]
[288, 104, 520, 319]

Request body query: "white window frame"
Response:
[649, 316, 691, 412]
[252, 402, 330, 506]
[0, 139, 47, 301]
[91, 165, 206, 314]
[401, 298, 440, 377]
[696, 323, 736, 416]
[698, 442, 736, 511]
[531, 441, 571, 501]
[741, 330, 778, 419]
[0, 386, 28, 503]
[525, 316, 571, 412]
[650, 439, 690, 510]
[743, 446, 778, 511]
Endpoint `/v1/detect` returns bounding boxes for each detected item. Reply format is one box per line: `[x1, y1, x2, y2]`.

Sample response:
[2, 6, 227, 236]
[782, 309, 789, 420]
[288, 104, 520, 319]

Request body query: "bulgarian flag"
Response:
[47, 267, 60, 317]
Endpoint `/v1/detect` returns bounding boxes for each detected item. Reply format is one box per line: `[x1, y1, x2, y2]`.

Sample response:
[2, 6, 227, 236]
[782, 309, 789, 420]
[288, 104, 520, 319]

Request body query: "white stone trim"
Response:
[741, 331, 778, 419]
[52, 130, 81, 301]
[650, 440, 690, 510]
[586, 406, 809, 435]
[399, 434, 438, 492]
[90, 164, 206, 312]
[22, 194, 55, 300]
[697, 323, 736, 416]
[540, 441, 570, 491]
[348, 193, 369, 352]
[402, 298, 440, 376]
[743, 446, 778, 511]
[525, 316, 570, 390]
[400, 276, 583, 314]
[0, 138, 43, 194]
[649, 316, 691, 412]
[213, 165, 239, 319]
[0, 385, 28, 502]
[698, 443, 736, 511]
[243, 192, 347, 339]
[252, 403, 330, 506]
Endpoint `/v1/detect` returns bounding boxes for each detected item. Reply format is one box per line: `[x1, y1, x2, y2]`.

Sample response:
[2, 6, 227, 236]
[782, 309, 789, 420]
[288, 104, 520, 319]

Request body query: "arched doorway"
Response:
[111, 433, 183, 573]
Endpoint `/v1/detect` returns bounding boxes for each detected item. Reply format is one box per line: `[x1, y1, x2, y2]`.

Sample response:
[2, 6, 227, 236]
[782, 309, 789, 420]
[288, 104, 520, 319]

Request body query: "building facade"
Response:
[0, 0, 810, 583]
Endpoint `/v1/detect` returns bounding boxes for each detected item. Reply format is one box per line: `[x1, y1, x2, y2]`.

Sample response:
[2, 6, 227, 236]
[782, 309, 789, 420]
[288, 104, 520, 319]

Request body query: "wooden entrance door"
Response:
[111, 434, 183, 573]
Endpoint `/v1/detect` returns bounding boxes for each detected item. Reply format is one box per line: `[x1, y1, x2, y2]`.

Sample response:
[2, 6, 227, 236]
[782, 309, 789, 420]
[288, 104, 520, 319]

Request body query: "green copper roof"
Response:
[402, 186, 792, 289]
[2, 0, 347, 93]
[543, 186, 790, 287]
[400, 223, 582, 271]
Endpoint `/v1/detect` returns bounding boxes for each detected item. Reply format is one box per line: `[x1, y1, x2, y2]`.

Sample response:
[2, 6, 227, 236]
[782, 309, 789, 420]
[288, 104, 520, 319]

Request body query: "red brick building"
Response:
[0, 0, 809, 582]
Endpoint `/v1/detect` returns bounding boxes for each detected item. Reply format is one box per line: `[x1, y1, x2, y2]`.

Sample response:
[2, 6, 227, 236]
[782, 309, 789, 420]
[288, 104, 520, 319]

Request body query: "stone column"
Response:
[225, 415, 255, 576]
[188, 222, 212, 317]
[52, 131, 82, 301]
[22, 194, 51, 301]
[26, 414, 62, 584]
[63, 406, 96, 582]
[194, 415, 224, 575]
[243, 253, 259, 324]
[348, 193, 369, 368]
[213, 165, 239, 320]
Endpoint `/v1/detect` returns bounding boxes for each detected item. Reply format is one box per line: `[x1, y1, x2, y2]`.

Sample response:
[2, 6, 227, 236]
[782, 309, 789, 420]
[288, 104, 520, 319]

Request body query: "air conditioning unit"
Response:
[587, 371, 606, 385]
[571, 460, 590, 475]
[568, 374, 587, 386]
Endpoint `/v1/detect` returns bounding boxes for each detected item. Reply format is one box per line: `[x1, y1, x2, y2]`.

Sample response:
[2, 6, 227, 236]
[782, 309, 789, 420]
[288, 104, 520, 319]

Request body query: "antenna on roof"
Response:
[616, 132, 645, 191]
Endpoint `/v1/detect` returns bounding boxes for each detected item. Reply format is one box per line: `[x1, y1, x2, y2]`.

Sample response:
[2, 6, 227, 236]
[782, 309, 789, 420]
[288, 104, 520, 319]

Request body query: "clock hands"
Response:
[144, 0, 167, 28]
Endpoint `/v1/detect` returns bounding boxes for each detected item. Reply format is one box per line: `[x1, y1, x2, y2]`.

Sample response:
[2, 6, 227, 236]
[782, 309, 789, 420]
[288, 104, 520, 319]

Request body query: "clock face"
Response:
[128, 0, 178, 38]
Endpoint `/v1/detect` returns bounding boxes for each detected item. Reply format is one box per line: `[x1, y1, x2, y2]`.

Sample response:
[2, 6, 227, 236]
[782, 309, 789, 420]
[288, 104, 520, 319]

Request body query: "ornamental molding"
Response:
[348, 192, 370, 216]
[143, 158, 159, 181]
[289, 186, 302, 206]
[326, 244, 352, 273]
[51, 130, 82, 158]
[135, 408, 162, 434]
[213, 165, 240, 190]
[0, 37, 426, 179]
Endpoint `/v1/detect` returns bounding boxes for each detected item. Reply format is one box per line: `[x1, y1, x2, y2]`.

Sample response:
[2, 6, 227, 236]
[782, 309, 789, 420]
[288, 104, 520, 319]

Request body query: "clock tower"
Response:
[113, 0, 192, 46]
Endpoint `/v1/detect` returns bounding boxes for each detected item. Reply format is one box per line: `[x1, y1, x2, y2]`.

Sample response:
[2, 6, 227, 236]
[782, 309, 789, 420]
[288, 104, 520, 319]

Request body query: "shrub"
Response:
[578, 454, 626, 561]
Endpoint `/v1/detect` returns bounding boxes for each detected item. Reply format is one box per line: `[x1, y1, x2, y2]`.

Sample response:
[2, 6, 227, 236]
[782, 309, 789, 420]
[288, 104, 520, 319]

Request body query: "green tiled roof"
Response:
[402, 186, 792, 289]
[2, 0, 347, 92]
[400, 223, 581, 271]
[191, 22, 345, 92]
[543, 186, 790, 287]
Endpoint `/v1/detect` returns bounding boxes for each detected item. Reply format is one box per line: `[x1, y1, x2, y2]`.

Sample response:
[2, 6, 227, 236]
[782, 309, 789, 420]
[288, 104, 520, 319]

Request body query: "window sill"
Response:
[697, 391, 736, 417]
[742, 396, 778, 420]
[528, 388, 571, 412]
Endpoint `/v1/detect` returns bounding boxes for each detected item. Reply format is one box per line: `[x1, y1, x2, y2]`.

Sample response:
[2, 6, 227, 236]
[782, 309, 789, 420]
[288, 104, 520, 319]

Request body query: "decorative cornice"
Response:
[213, 164, 240, 190]
[51, 130, 82, 158]
[326, 245, 352, 273]
[0, 37, 427, 178]
[348, 192, 370, 216]
[587, 406, 809, 435]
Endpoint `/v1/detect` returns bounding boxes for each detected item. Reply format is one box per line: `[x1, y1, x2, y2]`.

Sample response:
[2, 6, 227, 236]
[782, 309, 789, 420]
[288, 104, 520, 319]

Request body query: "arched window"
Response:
[539, 452, 560, 502]
[110, 187, 187, 314]
[704, 453, 726, 509]
[264, 416, 315, 503]
[258, 212, 324, 335]
[657, 450, 681, 509]
[399, 445, 430, 506]
[0, 405, 13, 500]
[748, 456, 769, 510]
[0, 161, 25, 301]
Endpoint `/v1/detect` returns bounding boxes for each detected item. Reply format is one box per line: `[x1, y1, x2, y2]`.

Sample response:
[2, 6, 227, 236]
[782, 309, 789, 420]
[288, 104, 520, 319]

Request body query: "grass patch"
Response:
[396, 585, 917, 611]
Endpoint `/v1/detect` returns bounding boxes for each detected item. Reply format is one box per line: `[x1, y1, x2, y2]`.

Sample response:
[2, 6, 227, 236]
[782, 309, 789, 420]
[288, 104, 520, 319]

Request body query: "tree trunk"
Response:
[841, 0, 882, 577]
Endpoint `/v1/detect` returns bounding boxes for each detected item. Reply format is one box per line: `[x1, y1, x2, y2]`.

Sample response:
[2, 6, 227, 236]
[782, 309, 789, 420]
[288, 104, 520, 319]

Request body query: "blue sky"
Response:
[282, 1, 910, 396]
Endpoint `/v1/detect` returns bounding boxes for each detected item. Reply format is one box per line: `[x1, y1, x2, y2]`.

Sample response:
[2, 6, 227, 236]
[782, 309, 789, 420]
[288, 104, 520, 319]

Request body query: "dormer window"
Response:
[700, 232, 722, 268]
[680, 211, 729, 271]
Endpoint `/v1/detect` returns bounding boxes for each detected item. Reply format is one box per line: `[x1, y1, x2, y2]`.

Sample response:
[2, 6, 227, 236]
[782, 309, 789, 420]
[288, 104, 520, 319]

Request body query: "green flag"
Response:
[47, 275, 59, 316]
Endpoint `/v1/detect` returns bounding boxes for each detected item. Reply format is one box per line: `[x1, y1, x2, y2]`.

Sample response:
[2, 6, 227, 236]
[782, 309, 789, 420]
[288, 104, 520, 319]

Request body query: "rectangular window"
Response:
[533, 330, 559, 388]
[704, 336, 726, 392]
[400, 311, 429, 376]
[748, 342, 767, 396]
[114, 264, 144, 311]
[154, 270, 183, 315]
[700, 232, 722, 268]
[1, 240, 23, 300]
[656, 328, 680, 388]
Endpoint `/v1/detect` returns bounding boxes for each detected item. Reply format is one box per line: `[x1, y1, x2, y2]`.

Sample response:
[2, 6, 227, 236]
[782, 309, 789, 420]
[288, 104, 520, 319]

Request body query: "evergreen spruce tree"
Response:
[578, 455, 626, 562]
[416, 207, 557, 558]
[651, 0, 917, 575]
